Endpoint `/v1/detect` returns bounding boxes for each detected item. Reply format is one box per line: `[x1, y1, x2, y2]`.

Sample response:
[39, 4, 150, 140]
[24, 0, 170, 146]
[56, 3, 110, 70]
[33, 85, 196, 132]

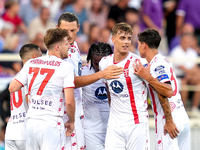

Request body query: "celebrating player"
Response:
[57, 12, 123, 149]
[5, 44, 42, 150]
[99, 22, 150, 150]
[9, 28, 75, 150]
[134, 29, 190, 150]
[82, 42, 113, 150]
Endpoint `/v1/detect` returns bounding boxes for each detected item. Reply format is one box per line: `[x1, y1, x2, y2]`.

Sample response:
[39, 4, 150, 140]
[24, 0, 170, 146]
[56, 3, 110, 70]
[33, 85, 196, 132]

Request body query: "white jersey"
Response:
[99, 52, 148, 127]
[5, 86, 28, 140]
[82, 65, 109, 133]
[14, 55, 75, 129]
[64, 41, 82, 118]
[148, 53, 189, 133]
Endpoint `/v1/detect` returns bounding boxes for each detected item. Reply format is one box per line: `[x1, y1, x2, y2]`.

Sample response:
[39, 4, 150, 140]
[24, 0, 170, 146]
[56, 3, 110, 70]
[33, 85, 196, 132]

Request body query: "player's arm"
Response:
[64, 88, 75, 137]
[151, 85, 179, 139]
[75, 65, 123, 88]
[9, 79, 23, 93]
[105, 83, 111, 107]
[133, 60, 173, 98]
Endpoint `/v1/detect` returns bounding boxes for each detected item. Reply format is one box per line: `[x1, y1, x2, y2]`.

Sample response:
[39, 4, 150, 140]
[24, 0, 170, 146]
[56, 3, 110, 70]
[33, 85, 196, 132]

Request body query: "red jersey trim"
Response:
[124, 60, 139, 124]
[14, 79, 24, 87]
[149, 85, 158, 133]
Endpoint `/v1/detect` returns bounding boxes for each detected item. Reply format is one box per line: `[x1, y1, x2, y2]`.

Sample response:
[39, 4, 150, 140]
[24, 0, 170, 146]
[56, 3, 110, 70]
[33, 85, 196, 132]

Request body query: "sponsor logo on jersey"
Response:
[170, 102, 176, 112]
[155, 65, 165, 72]
[143, 63, 148, 67]
[95, 86, 107, 100]
[110, 80, 123, 93]
[157, 74, 169, 81]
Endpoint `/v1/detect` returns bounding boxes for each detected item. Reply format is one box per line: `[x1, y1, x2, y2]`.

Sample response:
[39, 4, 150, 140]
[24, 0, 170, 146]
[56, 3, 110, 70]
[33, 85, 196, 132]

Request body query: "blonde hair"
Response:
[112, 22, 133, 36]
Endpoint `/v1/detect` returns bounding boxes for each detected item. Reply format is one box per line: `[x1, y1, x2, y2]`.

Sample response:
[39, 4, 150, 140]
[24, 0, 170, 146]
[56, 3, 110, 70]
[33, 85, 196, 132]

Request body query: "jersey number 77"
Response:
[28, 67, 55, 95]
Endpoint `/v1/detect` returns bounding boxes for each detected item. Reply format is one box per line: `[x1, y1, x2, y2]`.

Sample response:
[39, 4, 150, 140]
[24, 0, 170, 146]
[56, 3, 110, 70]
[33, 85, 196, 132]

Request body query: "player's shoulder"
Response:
[129, 52, 147, 65]
[82, 65, 93, 75]
[100, 54, 113, 64]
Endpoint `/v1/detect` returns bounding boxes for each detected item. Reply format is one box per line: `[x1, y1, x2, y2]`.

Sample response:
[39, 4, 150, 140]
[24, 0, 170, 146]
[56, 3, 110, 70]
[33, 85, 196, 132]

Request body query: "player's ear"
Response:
[56, 24, 59, 28]
[111, 36, 115, 44]
[77, 25, 80, 32]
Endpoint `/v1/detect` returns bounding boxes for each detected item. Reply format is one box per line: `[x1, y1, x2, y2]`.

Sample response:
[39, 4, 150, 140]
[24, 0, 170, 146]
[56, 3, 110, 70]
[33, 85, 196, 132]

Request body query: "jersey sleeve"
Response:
[63, 63, 75, 88]
[99, 58, 107, 84]
[150, 62, 170, 83]
[14, 60, 29, 86]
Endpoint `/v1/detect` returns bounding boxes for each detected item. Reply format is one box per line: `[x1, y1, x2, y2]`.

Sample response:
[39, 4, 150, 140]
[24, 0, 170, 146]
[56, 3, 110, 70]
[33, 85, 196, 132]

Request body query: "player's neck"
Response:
[146, 49, 158, 63]
[113, 51, 129, 63]
[48, 50, 61, 58]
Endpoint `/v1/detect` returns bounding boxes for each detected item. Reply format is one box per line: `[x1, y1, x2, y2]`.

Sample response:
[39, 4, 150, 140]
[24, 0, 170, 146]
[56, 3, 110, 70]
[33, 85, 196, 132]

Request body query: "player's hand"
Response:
[102, 65, 123, 79]
[164, 121, 179, 139]
[133, 59, 151, 80]
[64, 121, 74, 137]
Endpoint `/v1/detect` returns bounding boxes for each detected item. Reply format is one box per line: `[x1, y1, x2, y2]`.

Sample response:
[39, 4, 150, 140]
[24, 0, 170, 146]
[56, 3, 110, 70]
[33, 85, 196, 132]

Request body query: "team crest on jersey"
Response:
[70, 47, 76, 53]
[95, 86, 107, 100]
[110, 80, 123, 93]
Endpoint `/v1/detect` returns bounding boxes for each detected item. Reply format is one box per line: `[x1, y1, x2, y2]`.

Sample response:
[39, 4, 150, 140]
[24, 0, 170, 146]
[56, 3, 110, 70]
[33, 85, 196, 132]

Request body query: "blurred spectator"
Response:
[54, 0, 73, 21]
[87, 0, 108, 28]
[0, 125, 6, 150]
[176, 0, 200, 40]
[81, 24, 100, 54]
[19, 0, 42, 26]
[0, 0, 5, 16]
[31, 32, 47, 53]
[2, 1, 26, 33]
[28, 7, 56, 42]
[125, 7, 140, 52]
[42, 0, 62, 20]
[170, 23, 194, 51]
[98, 27, 111, 44]
[0, 34, 22, 74]
[170, 33, 200, 113]
[107, 0, 130, 30]
[64, 0, 89, 36]
[163, 0, 179, 46]
[0, 21, 14, 53]
[128, 0, 141, 10]
[140, 0, 164, 37]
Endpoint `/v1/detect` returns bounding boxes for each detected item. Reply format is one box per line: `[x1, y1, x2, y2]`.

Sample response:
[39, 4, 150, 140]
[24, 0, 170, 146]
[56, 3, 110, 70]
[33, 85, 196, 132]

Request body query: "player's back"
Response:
[99, 52, 149, 127]
[5, 86, 28, 141]
[15, 55, 75, 129]
[148, 54, 189, 132]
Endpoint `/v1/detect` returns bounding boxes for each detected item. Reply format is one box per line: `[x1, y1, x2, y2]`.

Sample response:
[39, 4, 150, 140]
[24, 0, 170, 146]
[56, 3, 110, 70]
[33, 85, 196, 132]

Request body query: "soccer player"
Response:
[9, 28, 76, 150]
[57, 12, 123, 149]
[134, 29, 190, 150]
[99, 22, 149, 150]
[82, 42, 113, 150]
[5, 44, 42, 150]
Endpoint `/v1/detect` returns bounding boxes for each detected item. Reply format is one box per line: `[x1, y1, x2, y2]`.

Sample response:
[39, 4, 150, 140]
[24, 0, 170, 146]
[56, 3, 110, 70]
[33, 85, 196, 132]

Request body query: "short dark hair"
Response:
[137, 29, 161, 49]
[19, 44, 40, 59]
[87, 42, 113, 69]
[112, 22, 133, 36]
[57, 12, 79, 27]
[44, 28, 69, 49]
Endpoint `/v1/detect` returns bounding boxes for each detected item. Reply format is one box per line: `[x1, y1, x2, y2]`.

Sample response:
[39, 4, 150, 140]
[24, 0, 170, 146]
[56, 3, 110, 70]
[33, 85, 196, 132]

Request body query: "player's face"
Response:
[137, 41, 146, 58]
[112, 31, 132, 55]
[59, 37, 71, 59]
[58, 20, 80, 45]
[91, 54, 104, 72]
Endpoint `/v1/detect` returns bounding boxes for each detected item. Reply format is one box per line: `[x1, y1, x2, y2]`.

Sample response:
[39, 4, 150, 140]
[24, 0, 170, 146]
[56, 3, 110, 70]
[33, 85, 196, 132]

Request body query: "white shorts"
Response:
[5, 140, 26, 150]
[85, 132, 106, 150]
[156, 123, 190, 150]
[65, 117, 85, 150]
[26, 118, 65, 150]
[105, 122, 149, 150]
